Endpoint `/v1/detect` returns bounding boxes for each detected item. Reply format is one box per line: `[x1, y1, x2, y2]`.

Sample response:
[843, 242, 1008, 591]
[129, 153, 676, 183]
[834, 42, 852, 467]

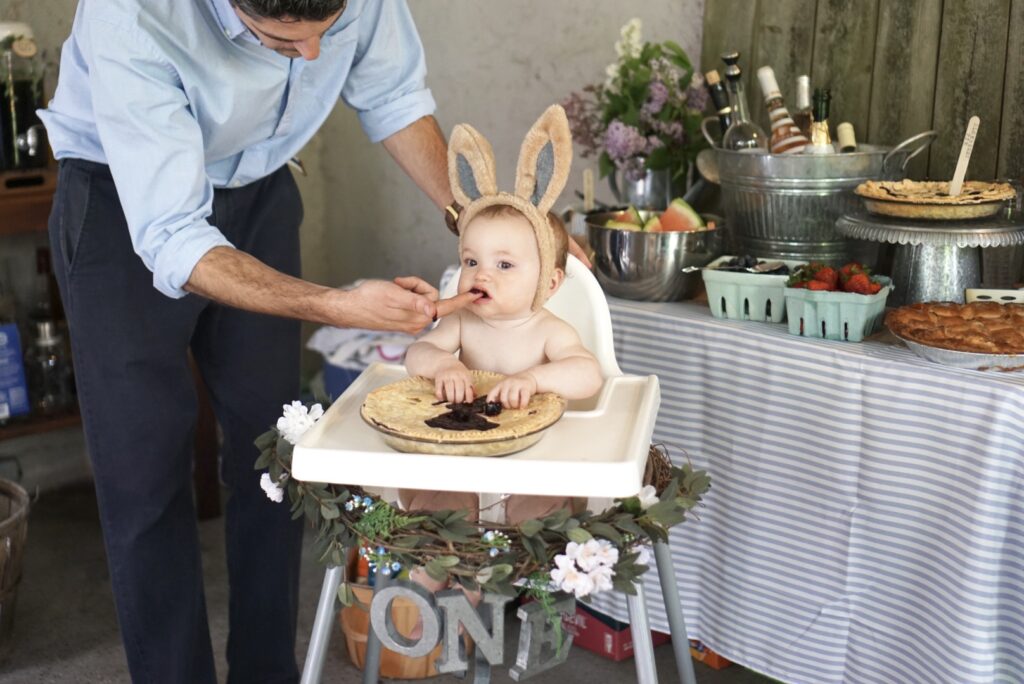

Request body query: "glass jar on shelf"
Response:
[25, 320, 73, 416]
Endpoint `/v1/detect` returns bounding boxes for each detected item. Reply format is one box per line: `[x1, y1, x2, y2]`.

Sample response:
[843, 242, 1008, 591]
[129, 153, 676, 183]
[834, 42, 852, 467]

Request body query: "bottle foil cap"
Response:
[756, 66, 781, 100]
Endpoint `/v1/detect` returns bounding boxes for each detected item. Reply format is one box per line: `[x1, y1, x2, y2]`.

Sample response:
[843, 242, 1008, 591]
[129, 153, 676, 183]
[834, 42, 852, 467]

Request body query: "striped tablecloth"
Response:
[587, 299, 1024, 684]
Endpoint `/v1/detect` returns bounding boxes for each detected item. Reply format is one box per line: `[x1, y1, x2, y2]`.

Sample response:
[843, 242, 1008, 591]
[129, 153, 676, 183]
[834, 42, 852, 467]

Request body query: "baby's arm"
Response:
[404, 314, 476, 402]
[487, 319, 604, 407]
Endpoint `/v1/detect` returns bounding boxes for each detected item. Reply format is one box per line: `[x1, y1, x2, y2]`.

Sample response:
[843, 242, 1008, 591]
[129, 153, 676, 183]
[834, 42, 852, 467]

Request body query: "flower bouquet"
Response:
[563, 18, 709, 184]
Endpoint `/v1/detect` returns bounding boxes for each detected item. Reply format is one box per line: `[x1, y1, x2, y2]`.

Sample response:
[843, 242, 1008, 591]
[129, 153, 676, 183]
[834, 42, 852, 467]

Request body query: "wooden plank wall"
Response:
[701, 0, 1024, 181]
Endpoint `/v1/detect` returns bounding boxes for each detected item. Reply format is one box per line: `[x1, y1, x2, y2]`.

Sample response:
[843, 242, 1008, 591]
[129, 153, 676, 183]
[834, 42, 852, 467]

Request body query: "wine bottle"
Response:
[704, 69, 733, 136]
[808, 87, 833, 154]
[792, 75, 812, 138]
[720, 52, 768, 152]
[837, 122, 857, 153]
[756, 66, 809, 154]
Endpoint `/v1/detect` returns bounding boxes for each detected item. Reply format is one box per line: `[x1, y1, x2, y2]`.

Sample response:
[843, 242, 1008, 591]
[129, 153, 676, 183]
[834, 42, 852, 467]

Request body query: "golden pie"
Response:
[855, 180, 1015, 220]
[360, 371, 566, 456]
[886, 301, 1024, 354]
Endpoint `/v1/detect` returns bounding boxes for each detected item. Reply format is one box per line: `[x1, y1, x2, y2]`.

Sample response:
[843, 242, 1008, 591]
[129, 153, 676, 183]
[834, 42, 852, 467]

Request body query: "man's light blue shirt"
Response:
[39, 0, 436, 298]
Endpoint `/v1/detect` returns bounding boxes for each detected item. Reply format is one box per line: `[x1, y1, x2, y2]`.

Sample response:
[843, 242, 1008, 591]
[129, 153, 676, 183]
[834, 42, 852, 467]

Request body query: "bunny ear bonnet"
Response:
[447, 104, 573, 311]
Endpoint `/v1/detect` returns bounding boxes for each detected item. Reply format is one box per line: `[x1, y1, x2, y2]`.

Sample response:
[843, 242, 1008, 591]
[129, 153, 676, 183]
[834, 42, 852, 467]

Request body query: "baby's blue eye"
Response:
[498, 261, 513, 270]
[464, 258, 477, 267]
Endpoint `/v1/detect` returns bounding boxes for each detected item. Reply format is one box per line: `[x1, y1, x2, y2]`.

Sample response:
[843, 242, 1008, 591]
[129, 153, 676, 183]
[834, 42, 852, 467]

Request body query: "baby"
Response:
[402, 206, 604, 523]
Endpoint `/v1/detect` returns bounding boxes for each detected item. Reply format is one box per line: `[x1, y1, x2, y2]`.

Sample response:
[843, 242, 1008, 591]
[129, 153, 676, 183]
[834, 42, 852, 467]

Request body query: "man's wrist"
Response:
[444, 201, 462, 236]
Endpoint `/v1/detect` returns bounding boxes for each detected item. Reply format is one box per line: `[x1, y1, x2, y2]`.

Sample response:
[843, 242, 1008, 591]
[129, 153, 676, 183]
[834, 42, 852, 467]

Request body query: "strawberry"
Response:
[789, 281, 807, 289]
[866, 281, 882, 295]
[806, 280, 833, 291]
[813, 266, 839, 290]
[844, 273, 871, 294]
[839, 262, 868, 284]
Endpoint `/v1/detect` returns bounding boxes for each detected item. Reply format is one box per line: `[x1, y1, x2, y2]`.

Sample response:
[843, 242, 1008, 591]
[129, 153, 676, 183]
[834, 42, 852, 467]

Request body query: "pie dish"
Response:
[360, 371, 566, 456]
[885, 301, 1024, 354]
[855, 180, 1015, 220]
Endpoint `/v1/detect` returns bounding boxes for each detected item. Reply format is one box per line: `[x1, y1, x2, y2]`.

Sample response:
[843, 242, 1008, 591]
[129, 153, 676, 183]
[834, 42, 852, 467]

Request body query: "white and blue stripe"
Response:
[587, 299, 1024, 684]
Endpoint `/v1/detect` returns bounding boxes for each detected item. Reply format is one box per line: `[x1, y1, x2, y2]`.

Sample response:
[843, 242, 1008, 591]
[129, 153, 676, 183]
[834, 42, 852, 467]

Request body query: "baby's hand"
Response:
[435, 362, 475, 403]
[487, 372, 538, 409]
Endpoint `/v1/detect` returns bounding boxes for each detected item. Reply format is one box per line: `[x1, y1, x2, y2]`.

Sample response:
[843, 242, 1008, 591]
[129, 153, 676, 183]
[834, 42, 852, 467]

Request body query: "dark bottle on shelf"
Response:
[703, 69, 733, 139]
[25, 320, 73, 416]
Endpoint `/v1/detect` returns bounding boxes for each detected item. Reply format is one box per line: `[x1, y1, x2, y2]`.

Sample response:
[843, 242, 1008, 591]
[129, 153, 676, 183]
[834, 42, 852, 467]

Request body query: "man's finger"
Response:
[435, 291, 481, 318]
[394, 275, 439, 300]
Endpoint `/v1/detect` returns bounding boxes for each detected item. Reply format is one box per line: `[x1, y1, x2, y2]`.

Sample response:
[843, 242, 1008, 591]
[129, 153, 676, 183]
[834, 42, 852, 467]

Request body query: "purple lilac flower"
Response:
[562, 89, 604, 158]
[686, 82, 709, 112]
[643, 80, 669, 116]
[604, 120, 649, 162]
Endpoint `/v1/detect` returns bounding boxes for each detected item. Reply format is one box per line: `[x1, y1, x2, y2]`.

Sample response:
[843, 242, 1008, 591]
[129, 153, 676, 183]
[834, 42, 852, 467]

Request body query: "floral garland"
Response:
[255, 400, 711, 605]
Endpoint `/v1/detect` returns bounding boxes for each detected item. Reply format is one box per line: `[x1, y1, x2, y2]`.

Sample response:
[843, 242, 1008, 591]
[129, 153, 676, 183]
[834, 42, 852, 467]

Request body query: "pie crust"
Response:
[360, 371, 566, 456]
[885, 301, 1024, 354]
[855, 180, 1015, 220]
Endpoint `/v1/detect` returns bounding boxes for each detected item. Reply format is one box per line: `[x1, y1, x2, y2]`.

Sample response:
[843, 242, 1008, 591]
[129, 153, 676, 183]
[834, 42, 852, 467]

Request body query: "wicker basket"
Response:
[340, 583, 473, 679]
[0, 479, 29, 660]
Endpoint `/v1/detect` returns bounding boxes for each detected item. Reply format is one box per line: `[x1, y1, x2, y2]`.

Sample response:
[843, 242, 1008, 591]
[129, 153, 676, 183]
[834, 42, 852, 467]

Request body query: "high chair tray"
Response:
[292, 363, 660, 498]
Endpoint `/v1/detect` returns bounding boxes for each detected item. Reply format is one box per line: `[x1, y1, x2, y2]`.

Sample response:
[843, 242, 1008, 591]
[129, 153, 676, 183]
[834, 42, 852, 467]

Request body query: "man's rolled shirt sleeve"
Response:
[342, 0, 436, 143]
[82, 17, 233, 299]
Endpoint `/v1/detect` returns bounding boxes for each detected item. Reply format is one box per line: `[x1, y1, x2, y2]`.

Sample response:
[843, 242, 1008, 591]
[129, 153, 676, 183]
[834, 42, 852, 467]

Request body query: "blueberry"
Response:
[484, 401, 502, 416]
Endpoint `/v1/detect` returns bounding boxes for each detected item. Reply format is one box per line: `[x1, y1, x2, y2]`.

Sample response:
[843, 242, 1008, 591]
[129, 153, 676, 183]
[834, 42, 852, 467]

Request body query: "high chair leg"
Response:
[627, 581, 659, 684]
[362, 569, 392, 684]
[654, 540, 697, 684]
[301, 564, 345, 684]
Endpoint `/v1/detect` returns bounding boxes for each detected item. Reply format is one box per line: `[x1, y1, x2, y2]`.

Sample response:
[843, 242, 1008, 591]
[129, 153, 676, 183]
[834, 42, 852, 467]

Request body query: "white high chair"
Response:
[295, 256, 697, 684]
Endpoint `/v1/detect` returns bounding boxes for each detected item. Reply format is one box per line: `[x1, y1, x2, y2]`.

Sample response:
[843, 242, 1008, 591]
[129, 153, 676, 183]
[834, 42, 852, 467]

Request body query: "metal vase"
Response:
[608, 167, 685, 210]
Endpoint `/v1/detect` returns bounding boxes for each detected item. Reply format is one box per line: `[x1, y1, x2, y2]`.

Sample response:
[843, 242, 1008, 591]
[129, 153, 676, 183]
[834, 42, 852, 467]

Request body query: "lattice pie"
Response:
[886, 301, 1024, 353]
[855, 180, 1015, 219]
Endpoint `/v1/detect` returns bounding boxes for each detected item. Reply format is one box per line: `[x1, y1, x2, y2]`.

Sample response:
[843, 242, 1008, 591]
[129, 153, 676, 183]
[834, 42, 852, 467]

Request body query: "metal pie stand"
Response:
[836, 211, 1024, 306]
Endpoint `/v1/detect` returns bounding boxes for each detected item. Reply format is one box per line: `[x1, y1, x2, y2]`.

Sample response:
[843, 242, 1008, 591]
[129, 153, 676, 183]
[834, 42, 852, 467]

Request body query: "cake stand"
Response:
[836, 211, 1024, 306]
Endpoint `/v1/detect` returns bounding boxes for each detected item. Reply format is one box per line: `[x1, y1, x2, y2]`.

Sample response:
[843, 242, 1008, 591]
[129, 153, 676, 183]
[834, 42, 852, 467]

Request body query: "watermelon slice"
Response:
[659, 198, 705, 231]
[642, 216, 663, 232]
[609, 205, 643, 227]
[604, 220, 643, 231]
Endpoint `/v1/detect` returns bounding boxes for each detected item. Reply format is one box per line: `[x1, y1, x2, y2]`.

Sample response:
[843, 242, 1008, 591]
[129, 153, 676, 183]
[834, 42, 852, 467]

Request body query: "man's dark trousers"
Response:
[49, 159, 306, 684]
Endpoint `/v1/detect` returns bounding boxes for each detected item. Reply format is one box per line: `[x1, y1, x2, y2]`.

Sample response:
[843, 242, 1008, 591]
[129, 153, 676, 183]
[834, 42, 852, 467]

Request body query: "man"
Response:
[38, 0, 476, 681]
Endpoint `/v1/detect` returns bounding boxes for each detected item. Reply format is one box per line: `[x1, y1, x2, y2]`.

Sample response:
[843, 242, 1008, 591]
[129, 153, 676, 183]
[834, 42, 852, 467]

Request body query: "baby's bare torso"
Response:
[456, 309, 557, 374]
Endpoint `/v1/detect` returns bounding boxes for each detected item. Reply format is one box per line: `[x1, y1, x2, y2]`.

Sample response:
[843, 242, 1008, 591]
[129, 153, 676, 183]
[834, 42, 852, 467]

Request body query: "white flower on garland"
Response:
[632, 542, 653, 567]
[260, 472, 285, 503]
[276, 401, 324, 445]
[550, 538, 618, 598]
[637, 484, 659, 510]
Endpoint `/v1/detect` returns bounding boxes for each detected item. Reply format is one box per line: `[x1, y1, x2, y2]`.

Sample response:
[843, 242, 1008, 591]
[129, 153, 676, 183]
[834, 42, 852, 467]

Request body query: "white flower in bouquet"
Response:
[576, 538, 615, 572]
[637, 484, 659, 510]
[260, 472, 285, 503]
[557, 562, 596, 598]
[615, 18, 643, 59]
[276, 400, 324, 445]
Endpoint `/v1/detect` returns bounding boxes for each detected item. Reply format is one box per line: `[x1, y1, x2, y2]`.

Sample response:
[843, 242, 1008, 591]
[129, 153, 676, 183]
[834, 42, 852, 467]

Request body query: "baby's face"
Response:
[457, 213, 540, 320]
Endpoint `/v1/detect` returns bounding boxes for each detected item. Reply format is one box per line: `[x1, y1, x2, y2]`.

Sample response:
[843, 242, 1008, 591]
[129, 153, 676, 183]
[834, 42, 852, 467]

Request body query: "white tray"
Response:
[292, 363, 661, 498]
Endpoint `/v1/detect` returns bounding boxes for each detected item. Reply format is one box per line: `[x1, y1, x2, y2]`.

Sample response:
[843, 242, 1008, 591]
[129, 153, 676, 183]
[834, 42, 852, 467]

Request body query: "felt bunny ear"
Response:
[514, 104, 573, 215]
[448, 123, 498, 207]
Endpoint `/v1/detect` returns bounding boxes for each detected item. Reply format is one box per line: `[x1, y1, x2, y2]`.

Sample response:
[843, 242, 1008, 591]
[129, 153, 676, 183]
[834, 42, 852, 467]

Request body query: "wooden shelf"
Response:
[0, 410, 80, 441]
[0, 168, 58, 235]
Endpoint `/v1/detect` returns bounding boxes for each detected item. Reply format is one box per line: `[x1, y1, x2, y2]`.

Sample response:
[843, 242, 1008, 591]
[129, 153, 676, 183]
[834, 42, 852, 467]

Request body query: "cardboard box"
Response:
[688, 640, 732, 670]
[560, 602, 670, 662]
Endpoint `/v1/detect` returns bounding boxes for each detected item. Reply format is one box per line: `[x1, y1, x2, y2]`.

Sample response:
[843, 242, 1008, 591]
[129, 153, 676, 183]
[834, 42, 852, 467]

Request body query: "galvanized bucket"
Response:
[697, 131, 936, 264]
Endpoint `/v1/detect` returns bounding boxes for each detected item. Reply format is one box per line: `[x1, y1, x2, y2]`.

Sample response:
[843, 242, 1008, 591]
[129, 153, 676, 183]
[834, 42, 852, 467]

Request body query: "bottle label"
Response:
[0, 324, 31, 419]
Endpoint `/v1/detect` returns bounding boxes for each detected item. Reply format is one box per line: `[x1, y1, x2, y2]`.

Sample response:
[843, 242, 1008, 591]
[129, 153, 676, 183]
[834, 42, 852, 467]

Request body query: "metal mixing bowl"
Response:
[585, 210, 723, 301]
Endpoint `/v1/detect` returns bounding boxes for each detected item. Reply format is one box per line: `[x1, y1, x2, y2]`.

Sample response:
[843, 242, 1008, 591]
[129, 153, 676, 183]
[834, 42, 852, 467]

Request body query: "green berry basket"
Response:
[702, 256, 804, 323]
[784, 277, 893, 342]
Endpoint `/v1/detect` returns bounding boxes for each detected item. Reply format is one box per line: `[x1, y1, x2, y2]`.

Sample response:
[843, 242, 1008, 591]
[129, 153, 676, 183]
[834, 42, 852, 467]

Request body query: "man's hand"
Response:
[435, 361, 475, 403]
[567, 237, 592, 269]
[487, 372, 539, 409]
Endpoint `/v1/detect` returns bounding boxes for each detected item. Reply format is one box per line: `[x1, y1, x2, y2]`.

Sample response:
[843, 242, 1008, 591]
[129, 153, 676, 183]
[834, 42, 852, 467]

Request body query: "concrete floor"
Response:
[0, 484, 773, 683]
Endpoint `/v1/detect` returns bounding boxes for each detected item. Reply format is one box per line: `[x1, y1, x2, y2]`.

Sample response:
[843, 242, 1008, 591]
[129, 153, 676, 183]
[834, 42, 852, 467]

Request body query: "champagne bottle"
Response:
[720, 52, 768, 152]
[792, 75, 812, 138]
[808, 87, 833, 154]
[756, 66, 809, 154]
[704, 69, 733, 137]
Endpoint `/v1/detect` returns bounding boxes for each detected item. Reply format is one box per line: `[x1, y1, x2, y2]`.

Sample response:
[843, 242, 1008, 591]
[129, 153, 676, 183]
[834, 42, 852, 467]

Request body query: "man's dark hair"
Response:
[231, 0, 346, 21]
